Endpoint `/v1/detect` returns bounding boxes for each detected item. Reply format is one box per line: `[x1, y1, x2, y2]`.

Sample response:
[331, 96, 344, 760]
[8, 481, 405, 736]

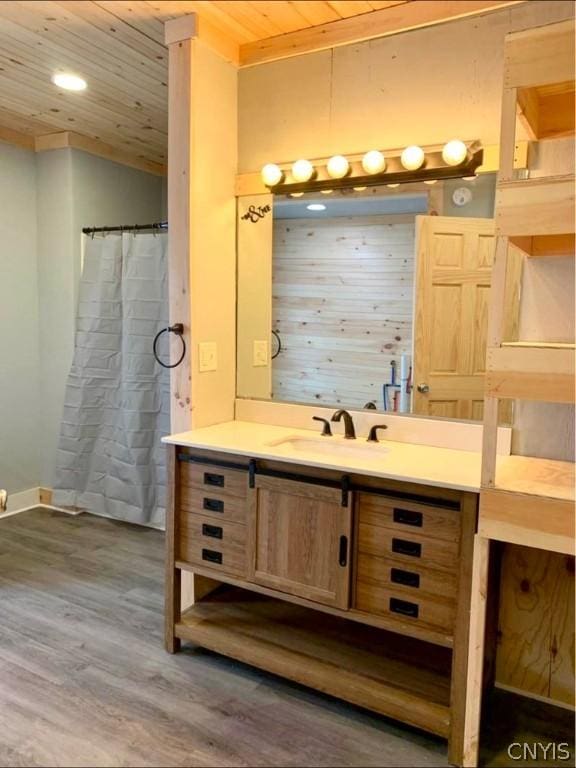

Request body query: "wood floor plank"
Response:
[0, 509, 449, 768]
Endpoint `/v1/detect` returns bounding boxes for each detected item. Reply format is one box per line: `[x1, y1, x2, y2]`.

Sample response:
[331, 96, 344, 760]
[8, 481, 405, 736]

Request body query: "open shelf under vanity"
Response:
[177, 584, 453, 738]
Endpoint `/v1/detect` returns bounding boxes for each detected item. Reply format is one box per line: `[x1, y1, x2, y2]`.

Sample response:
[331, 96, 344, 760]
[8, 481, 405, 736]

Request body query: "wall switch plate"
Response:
[199, 342, 217, 372]
[253, 340, 268, 367]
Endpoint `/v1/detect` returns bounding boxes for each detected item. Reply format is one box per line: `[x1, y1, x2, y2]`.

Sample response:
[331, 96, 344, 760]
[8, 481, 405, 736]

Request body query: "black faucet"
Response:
[331, 409, 356, 439]
[367, 424, 388, 443]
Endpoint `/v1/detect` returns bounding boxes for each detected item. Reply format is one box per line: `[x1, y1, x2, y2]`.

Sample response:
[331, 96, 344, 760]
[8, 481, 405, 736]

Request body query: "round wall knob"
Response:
[417, 383, 430, 393]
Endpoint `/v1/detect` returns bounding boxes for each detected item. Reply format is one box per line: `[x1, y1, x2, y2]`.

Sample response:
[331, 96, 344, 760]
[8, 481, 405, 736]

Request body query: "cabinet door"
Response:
[247, 475, 352, 609]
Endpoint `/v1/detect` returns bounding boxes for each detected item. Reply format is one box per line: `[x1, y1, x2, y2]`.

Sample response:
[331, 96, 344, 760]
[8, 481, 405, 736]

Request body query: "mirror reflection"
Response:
[237, 174, 502, 421]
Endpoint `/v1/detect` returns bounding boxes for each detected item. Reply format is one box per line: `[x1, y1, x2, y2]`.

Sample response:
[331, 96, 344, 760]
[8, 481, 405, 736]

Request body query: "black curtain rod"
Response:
[82, 221, 168, 235]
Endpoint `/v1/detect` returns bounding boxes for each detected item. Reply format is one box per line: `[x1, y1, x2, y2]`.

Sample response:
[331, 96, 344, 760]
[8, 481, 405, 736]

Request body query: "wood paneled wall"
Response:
[272, 214, 414, 409]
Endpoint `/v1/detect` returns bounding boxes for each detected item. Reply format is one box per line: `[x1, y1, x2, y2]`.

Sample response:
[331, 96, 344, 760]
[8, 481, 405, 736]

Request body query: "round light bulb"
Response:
[423, 179, 438, 185]
[261, 163, 283, 186]
[401, 145, 425, 171]
[289, 192, 304, 198]
[51, 72, 87, 91]
[463, 175, 477, 181]
[353, 186, 367, 192]
[442, 140, 468, 167]
[326, 155, 349, 179]
[320, 189, 333, 195]
[291, 159, 314, 183]
[362, 150, 386, 175]
[387, 183, 400, 189]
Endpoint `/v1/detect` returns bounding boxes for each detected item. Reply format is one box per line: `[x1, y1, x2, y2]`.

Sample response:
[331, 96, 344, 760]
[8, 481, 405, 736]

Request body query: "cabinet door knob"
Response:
[416, 383, 430, 393]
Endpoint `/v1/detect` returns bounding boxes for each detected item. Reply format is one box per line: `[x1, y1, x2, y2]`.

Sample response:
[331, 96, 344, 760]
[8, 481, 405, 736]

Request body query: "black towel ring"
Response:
[153, 323, 186, 369]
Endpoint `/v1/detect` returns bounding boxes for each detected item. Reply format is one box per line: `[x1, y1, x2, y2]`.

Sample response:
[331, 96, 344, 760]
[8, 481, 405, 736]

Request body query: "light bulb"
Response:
[423, 179, 437, 185]
[261, 163, 283, 186]
[290, 192, 304, 198]
[353, 186, 367, 192]
[442, 140, 468, 166]
[307, 203, 326, 211]
[52, 72, 87, 91]
[463, 175, 477, 181]
[320, 189, 333, 194]
[401, 145, 425, 171]
[362, 150, 386, 175]
[291, 159, 314, 183]
[326, 155, 349, 179]
[387, 183, 400, 188]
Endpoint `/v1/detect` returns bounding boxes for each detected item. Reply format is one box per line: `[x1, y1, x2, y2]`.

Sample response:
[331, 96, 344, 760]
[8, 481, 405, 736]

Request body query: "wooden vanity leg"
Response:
[165, 445, 181, 653]
[448, 493, 478, 766]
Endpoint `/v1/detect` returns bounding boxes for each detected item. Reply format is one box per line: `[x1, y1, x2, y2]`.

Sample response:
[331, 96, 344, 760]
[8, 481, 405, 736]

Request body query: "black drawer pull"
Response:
[202, 549, 222, 565]
[393, 508, 423, 527]
[203, 497, 224, 513]
[202, 524, 223, 540]
[391, 567, 420, 588]
[390, 597, 419, 618]
[392, 538, 422, 558]
[204, 472, 224, 488]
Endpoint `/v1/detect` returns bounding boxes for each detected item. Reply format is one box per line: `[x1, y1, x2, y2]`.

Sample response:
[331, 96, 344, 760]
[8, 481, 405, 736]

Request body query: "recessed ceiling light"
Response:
[307, 203, 326, 211]
[52, 72, 87, 91]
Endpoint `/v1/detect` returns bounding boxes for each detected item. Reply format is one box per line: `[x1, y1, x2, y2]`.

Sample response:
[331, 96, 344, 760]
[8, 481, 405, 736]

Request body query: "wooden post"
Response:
[165, 14, 239, 610]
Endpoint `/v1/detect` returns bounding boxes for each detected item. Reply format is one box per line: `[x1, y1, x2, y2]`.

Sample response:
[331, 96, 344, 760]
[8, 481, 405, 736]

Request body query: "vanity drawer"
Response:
[180, 462, 248, 499]
[355, 581, 456, 633]
[179, 512, 247, 577]
[355, 552, 457, 601]
[358, 494, 460, 543]
[358, 522, 459, 573]
[180, 484, 247, 524]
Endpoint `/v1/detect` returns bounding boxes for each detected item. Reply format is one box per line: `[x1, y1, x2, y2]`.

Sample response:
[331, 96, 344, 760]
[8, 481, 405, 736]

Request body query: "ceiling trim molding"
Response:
[165, 12, 240, 65]
[0, 125, 35, 151]
[239, 0, 527, 67]
[34, 131, 166, 176]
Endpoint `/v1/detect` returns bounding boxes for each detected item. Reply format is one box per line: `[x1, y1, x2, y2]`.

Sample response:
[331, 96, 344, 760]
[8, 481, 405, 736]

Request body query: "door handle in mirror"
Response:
[416, 383, 430, 393]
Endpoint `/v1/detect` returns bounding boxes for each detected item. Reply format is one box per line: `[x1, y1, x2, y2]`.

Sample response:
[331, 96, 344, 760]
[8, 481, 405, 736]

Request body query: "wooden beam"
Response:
[239, 1, 526, 67]
[165, 13, 239, 65]
[0, 124, 35, 150]
[34, 131, 166, 176]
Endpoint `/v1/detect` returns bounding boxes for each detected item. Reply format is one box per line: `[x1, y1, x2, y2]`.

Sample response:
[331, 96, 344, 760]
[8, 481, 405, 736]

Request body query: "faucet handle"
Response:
[367, 424, 388, 443]
[313, 416, 332, 437]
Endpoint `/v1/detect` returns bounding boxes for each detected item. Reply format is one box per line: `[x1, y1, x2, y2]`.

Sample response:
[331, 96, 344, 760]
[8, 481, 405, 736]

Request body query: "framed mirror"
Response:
[236, 174, 511, 422]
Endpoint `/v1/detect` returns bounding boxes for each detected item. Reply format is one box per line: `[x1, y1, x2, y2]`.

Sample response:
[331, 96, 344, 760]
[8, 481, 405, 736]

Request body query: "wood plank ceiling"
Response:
[0, 1, 520, 171]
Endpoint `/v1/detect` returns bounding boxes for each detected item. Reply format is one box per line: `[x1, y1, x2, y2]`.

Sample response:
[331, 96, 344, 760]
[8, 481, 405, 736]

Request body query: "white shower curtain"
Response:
[52, 232, 170, 528]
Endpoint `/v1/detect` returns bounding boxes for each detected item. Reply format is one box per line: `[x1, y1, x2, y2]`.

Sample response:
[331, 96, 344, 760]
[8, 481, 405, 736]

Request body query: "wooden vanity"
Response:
[165, 442, 479, 766]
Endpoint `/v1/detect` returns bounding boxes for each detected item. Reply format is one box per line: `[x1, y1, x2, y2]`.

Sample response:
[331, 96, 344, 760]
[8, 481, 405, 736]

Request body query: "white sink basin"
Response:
[266, 435, 389, 461]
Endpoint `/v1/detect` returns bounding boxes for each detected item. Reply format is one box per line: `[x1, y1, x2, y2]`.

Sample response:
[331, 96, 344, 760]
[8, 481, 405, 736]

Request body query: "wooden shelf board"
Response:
[176, 586, 453, 738]
[504, 19, 575, 90]
[486, 345, 575, 403]
[496, 175, 575, 239]
[494, 455, 575, 502]
[509, 233, 575, 258]
[517, 82, 575, 141]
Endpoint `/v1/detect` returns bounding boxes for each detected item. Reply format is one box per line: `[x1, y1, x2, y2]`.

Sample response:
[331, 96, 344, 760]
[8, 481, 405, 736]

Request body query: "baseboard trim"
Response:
[0, 487, 83, 518]
[494, 682, 575, 712]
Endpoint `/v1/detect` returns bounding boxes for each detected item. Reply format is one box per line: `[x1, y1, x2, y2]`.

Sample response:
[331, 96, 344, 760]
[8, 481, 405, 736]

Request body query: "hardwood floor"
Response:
[1, 510, 572, 767]
[0, 509, 448, 768]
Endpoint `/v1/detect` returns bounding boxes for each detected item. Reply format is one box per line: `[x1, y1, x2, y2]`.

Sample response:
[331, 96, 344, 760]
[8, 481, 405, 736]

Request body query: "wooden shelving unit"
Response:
[480, 19, 575, 555]
[464, 20, 575, 767]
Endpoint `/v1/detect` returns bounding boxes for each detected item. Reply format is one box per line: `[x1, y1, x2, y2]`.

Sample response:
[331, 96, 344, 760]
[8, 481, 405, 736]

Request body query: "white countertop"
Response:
[162, 421, 483, 492]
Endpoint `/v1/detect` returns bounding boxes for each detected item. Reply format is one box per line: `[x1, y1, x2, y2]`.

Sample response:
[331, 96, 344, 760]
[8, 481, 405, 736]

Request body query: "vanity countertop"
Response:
[162, 421, 484, 493]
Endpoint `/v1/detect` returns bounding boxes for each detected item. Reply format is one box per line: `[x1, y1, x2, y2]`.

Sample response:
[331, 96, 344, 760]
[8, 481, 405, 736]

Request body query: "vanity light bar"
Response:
[261, 140, 482, 193]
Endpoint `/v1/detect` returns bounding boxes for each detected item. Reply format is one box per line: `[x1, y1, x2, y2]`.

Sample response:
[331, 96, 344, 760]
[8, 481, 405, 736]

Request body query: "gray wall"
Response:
[37, 148, 164, 487]
[0, 144, 40, 494]
[0, 144, 163, 494]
